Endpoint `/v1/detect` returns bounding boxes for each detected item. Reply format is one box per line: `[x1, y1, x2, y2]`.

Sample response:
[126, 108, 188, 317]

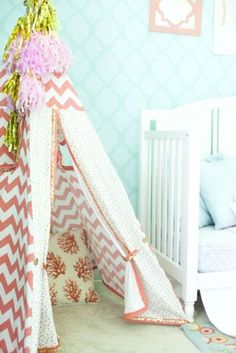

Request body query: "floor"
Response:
[53, 281, 202, 353]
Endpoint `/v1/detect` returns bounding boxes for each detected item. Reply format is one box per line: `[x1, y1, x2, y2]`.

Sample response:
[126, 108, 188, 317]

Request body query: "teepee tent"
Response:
[0, 1, 186, 352]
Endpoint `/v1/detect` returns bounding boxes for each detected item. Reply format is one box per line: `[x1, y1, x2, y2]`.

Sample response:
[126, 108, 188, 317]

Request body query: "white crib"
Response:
[139, 98, 236, 320]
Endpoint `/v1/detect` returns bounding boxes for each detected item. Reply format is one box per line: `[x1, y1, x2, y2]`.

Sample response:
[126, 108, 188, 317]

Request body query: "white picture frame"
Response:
[214, 0, 236, 55]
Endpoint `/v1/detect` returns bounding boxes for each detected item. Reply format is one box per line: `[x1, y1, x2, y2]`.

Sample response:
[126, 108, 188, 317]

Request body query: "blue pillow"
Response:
[199, 195, 214, 228]
[200, 159, 236, 230]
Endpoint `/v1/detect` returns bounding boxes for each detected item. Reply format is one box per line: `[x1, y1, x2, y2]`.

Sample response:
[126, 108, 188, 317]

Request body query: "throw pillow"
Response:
[46, 229, 101, 305]
[200, 158, 236, 230]
[199, 195, 214, 228]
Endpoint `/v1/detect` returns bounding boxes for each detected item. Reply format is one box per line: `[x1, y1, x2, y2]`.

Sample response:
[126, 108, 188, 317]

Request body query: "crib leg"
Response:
[184, 302, 195, 322]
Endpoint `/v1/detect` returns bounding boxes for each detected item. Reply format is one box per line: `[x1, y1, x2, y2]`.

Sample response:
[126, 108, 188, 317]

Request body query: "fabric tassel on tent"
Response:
[0, 1, 187, 352]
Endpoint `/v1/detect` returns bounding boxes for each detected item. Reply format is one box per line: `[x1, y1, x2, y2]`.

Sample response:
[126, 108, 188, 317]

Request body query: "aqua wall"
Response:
[2, 1, 236, 212]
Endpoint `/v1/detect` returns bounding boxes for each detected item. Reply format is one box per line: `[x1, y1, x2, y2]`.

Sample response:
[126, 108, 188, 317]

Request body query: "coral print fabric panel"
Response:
[46, 229, 101, 305]
[150, 0, 202, 35]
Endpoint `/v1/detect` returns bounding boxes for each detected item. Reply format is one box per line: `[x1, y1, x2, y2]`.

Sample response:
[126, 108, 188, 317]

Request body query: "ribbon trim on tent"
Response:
[123, 249, 139, 262]
[50, 108, 59, 208]
[38, 344, 60, 353]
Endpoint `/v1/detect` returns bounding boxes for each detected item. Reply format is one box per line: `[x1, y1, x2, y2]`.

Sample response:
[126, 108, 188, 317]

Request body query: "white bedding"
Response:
[199, 225, 236, 272]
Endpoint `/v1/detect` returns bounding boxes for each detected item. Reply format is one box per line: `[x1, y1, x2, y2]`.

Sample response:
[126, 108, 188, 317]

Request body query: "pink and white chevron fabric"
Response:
[44, 73, 84, 111]
[0, 70, 86, 352]
[51, 167, 83, 233]
[51, 164, 126, 297]
[0, 117, 34, 353]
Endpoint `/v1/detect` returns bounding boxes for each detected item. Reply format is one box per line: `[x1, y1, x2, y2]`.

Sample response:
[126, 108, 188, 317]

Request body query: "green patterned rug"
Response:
[182, 322, 236, 353]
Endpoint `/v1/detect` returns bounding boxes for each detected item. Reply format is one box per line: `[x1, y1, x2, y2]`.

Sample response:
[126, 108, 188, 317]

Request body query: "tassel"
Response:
[35, 0, 58, 33]
[2, 72, 21, 105]
[26, 0, 58, 34]
[3, 0, 58, 61]
[4, 111, 20, 155]
[2, 16, 31, 61]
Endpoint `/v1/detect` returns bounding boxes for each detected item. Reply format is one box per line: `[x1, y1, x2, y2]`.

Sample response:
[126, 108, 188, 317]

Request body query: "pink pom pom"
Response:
[4, 36, 24, 73]
[4, 32, 72, 113]
[16, 73, 45, 113]
[16, 32, 72, 78]
[6, 96, 15, 111]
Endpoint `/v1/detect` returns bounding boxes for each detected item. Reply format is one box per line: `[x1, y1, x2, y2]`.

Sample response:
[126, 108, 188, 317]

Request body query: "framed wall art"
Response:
[213, 0, 236, 55]
[149, 0, 202, 36]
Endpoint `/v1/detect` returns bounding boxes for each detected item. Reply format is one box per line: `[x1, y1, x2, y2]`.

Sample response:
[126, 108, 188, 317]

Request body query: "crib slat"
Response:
[167, 139, 175, 259]
[146, 139, 153, 237]
[156, 139, 162, 252]
[161, 139, 168, 256]
[151, 139, 157, 246]
[173, 140, 182, 264]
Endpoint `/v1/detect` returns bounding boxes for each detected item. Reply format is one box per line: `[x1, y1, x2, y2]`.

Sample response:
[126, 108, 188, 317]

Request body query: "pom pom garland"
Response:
[4, 35, 24, 73]
[16, 33, 71, 77]
[3, 0, 58, 62]
[5, 32, 71, 114]
[2, 0, 72, 156]
[16, 72, 45, 113]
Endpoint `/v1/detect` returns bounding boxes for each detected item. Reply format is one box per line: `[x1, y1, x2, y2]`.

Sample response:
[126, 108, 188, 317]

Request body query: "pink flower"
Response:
[209, 336, 227, 344]
[200, 327, 215, 335]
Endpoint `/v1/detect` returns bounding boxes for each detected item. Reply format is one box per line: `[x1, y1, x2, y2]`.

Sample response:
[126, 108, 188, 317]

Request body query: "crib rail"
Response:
[139, 101, 236, 318]
[142, 130, 189, 266]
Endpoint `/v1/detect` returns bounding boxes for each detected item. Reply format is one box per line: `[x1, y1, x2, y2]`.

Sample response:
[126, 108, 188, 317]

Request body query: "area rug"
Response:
[182, 322, 236, 353]
[54, 281, 200, 353]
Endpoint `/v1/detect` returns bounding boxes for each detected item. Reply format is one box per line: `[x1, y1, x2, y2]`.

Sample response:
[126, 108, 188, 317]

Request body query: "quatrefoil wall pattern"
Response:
[2, 0, 236, 212]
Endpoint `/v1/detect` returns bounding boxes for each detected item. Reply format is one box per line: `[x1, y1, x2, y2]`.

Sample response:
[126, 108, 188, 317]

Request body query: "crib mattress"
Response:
[199, 226, 236, 272]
